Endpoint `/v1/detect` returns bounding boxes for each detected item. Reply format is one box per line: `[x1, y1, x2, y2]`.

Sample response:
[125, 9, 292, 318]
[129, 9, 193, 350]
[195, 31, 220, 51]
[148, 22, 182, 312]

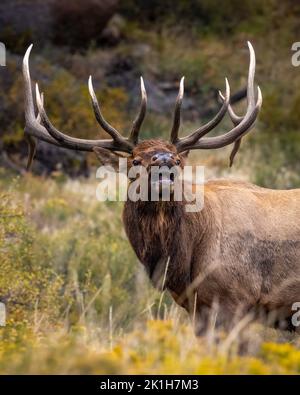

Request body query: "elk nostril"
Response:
[132, 159, 140, 166]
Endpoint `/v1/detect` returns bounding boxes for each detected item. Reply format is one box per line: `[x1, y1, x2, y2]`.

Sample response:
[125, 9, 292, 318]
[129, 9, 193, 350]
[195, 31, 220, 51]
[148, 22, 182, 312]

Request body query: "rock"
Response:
[100, 14, 126, 46]
[131, 44, 152, 59]
[23, 142, 89, 177]
[130, 78, 197, 117]
[52, 0, 120, 48]
[0, 0, 54, 50]
[0, 0, 119, 50]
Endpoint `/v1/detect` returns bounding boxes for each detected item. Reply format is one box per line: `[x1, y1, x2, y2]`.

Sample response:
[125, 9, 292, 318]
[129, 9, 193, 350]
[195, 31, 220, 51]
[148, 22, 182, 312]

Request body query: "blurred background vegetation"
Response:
[1, 0, 300, 374]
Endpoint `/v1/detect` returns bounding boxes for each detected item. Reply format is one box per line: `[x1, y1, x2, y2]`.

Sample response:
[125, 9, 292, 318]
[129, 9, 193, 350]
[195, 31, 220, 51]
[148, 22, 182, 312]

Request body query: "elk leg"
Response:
[193, 303, 252, 336]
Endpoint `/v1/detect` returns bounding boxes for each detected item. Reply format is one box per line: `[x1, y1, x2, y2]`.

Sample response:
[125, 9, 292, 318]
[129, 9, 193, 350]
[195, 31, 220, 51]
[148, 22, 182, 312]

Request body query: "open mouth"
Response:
[158, 172, 175, 185]
[150, 171, 175, 186]
[149, 170, 176, 197]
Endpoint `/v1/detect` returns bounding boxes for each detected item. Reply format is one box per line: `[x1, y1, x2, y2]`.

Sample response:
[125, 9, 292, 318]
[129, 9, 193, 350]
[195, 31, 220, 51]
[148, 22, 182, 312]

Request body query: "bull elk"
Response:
[23, 42, 300, 334]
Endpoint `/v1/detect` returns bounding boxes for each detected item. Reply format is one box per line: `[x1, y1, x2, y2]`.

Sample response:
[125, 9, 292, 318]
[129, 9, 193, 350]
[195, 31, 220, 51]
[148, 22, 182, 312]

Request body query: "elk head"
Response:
[23, 42, 262, 186]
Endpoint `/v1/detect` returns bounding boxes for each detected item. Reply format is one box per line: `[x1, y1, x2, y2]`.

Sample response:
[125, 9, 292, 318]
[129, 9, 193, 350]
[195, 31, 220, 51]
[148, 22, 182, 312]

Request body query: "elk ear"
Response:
[180, 150, 190, 160]
[93, 147, 127, 172]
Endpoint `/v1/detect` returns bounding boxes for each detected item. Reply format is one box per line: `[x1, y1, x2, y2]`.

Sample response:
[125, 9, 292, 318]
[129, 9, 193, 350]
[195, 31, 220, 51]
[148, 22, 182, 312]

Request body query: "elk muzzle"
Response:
[151, 152, 175, 168]
[149, 152, 180, 196]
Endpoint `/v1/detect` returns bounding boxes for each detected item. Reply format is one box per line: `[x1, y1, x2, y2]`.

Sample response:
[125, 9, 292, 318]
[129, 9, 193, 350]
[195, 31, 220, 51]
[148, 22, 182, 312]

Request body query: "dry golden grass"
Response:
[0, 170, 299, 374]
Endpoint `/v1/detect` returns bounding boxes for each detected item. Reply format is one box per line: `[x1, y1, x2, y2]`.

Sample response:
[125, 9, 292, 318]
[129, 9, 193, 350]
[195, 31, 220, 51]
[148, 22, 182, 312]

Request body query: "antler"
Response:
[88, 75, 147, 146]
[171, 42, 262, 155]
[129, 77, 147, 145]
[170, 76, 185, 144]
[219, 90, 244, 167]
[171, 77, 231, 145]
[23, 45, 147, 169]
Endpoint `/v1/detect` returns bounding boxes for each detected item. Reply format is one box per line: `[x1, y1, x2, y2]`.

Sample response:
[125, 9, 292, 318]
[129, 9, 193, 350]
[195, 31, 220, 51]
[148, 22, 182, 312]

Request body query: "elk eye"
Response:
[176, 159, 181, 165]
[132, 159, 140, 166]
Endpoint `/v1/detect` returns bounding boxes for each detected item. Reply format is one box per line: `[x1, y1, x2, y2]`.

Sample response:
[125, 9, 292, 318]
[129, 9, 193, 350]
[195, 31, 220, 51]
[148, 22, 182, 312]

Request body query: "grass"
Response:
[1, 2, 300, 373]
[0, 168, 300, 374]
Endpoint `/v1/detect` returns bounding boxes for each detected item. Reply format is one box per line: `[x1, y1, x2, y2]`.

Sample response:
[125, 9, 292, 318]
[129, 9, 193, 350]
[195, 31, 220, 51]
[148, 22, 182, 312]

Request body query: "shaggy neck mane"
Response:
[125, 200, 185, 250]
[123, 198, 212, 295]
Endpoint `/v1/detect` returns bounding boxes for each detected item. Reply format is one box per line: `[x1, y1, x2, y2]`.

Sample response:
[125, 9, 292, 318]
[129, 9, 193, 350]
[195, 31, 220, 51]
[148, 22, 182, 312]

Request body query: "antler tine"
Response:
[25, 92, 44, 170]
[88, 76, 125, 143]
[170, 77, 185, 144]
[219, 90, 243, 125]
[25, 134, 36, 170]
[247, 41, 256, 108]
[229, 139, 242, 167]
[36, 92, 44, 123]
[24, 44, 61, 170]
[227, 102, 243, 167]
[174, 78, 230, 149]
[23, 44, 134, 160]
[175, 41, 262, 153]
[219, 90, 244, 167]
[23, 44, 60, 147]
[129, 77, 147, 145]
[190, 86, 262, 150]
[35, 83, 133, 153]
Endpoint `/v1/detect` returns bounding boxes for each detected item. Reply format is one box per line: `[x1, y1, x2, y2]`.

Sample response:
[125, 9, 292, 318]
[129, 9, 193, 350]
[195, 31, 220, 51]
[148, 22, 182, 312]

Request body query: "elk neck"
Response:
[122, 197, 214, 296]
